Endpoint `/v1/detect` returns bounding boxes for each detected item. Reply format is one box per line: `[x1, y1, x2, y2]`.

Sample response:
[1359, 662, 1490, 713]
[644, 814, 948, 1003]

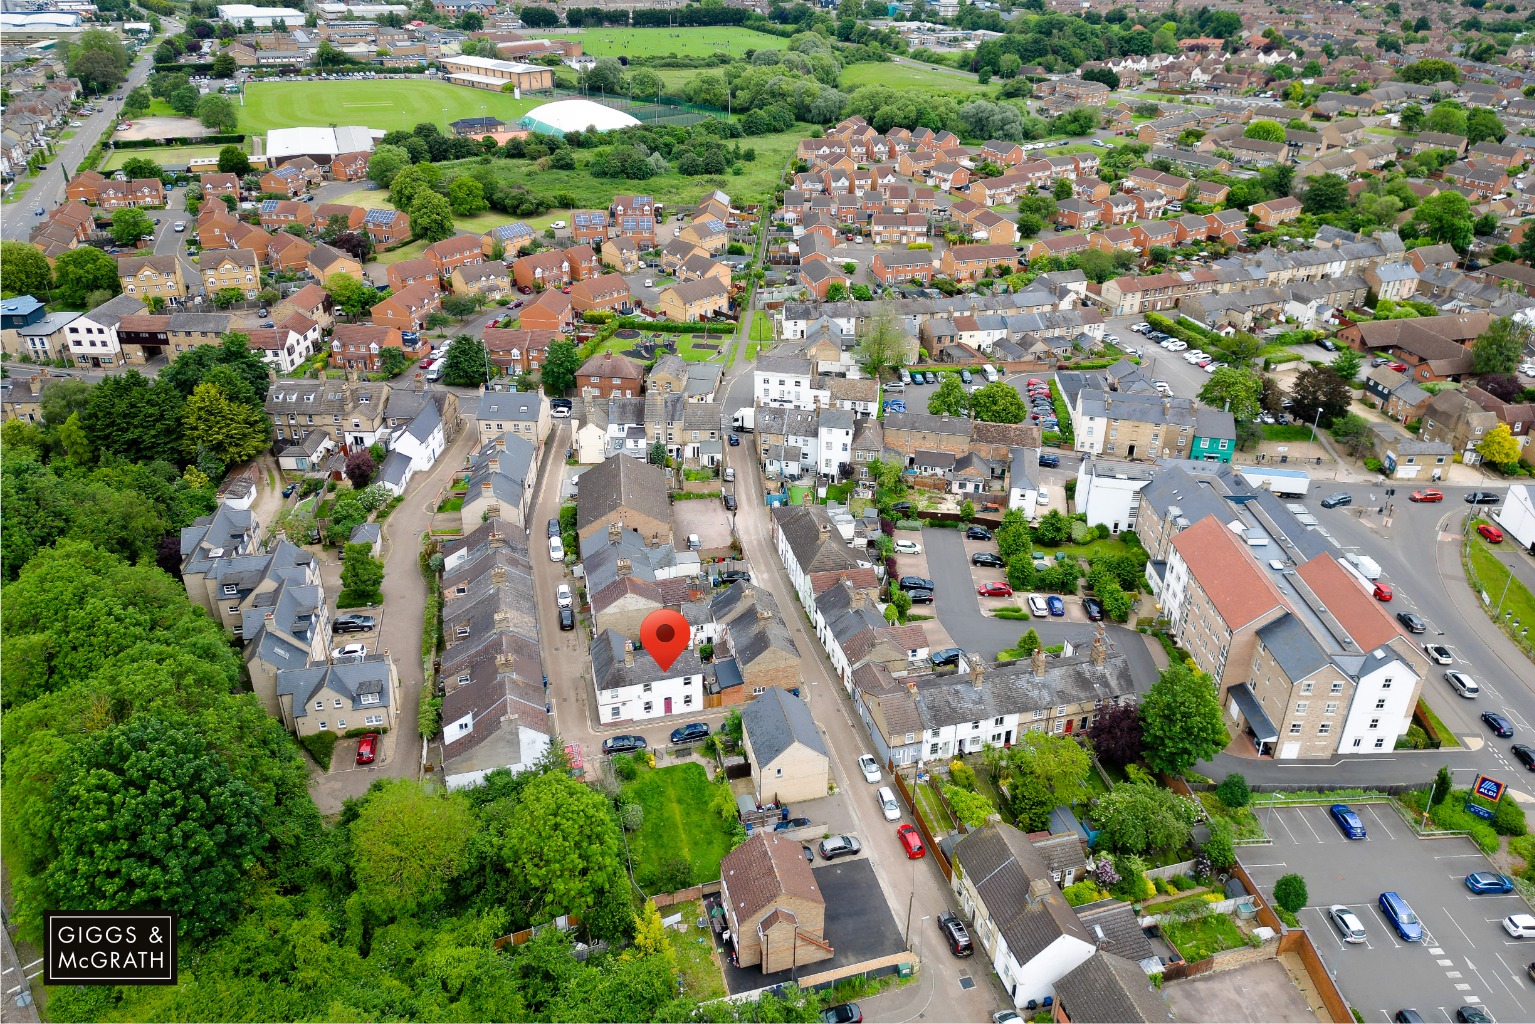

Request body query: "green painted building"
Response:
[1191, 408, 1236, 463]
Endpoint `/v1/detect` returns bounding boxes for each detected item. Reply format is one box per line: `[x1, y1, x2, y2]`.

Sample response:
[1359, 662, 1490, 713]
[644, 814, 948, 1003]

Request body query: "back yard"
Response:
[620, 762, 739, 893]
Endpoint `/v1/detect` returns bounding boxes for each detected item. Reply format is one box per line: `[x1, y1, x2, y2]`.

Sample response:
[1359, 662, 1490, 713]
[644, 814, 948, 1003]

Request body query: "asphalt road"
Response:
[1243, 802, 1533, 1024]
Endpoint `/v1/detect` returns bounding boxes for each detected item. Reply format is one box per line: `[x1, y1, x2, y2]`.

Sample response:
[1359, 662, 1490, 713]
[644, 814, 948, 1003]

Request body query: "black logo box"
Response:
[44, 913, 177, 985]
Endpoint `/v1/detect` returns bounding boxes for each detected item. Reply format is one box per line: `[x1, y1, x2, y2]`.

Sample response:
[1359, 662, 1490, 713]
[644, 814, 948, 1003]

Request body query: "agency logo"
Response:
[44, 913, 176, 985]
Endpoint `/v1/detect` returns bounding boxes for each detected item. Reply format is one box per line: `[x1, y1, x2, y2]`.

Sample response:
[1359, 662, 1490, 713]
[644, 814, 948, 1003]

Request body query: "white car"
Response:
[1519, 363, 1535, 377]
[70, 120, 83, 127]
[877, 785, 901, 821]
[894, 539, 922, 555]
[551, 219, 567, 229]
[858, 754, 881, 784]
[1166, 340, 1188, 352]
[556, 583, 572, 608]
[1184, 350, 1207, 364]
[1132, 322, 1150, 333]
[332, 643, 366, 661]
[1503, 914, 1535, 938]
[548, 535, 565, 562]
[1203, 361, 1227, 374]
[1035, 490, 1050, 506]
[1423, 643, 1453, 665]
[1328, 905, 1367, 944]
[1028, 594, 1049, 617]
[173, 221, 186, 232]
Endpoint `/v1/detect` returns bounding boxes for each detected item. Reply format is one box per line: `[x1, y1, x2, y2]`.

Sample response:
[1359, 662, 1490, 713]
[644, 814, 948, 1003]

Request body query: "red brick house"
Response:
[370, 281, 442, 332]
[569, 273, 630, 315]
[518, 289, 573, 332]
[425, 233, 485, 278]
[575, 350, 644, 398]
[482, 327, 556, 374]
[330, 151, 371, 182]
[362, 208, 411, 246]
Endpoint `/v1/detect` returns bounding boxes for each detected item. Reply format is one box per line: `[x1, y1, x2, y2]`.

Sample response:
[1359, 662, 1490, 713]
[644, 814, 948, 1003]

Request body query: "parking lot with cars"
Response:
[1241, 802, 1535, 1023]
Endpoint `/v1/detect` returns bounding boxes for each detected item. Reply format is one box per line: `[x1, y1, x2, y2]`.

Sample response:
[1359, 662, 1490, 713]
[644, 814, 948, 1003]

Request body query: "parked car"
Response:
[899, 576, 936, 592]
[1478, 523, 1505, 543]
[556, 584, 573, 608]
[929, 647, 963, 668]
[1028, 594, 1049, 617]
[820, 1004, 863, 1024]
[1378, 891, 1423, 942]
[894, 539, 922, 555]
[332, 643, 366, 661]
[819, 835, 861, 860]
[1454, 1006, 1494, 1024]
[549, 535, 565, 561]
[889, 501, 913, 516]
[972, 552, 1004, 568]
[1408, 489, 1444, 503]
[559, 605, 575, 631]
[1328, 905, 1367, 943]
[977, 582, 1013, 597]
[1466, 491, 1502, 505]
[1482, 712, 1514, 738]
[548, 518, 561, 538]
[1330, 804, 1367, 839]
[728, 433, 740, 446]
[333, 614, 376, 634]
[602, 735, 647, 755]
[1082, 596, 1104, 621]
[1465, 872, 1515, 894]
[1397, 611, 1427, 633]
[937, 911, 974, 957]
[355, 733, 379, 765]
[1444, 670, 1480, 697]
[669, 723, 710, 744]
[1373, 582, 1393, 601]
[896, 823, 925, 858]
[1320, 492, 1353, 509]
[1047, 595, 1065, 616]
[858, 754, 881, 784]
[723, 494, 738, 511]
[1503, 914, 1535, 938]
[550, 398, 572, 418]
[717, 570, 752, 586]
[1038, 452, 1060, 468]
[905, 588, 934, 604]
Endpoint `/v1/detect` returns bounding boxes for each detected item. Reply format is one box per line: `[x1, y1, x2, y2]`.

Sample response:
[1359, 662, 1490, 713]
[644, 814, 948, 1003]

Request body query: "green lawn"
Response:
[621, 763, 738, 889]
[1467, 524, 1535, 636]
[665, 899, 727, 1002]
[750, 309, 773, 342]
[839, 60, 986, 94]
[2, 179, 34, 205]
[560, 26, 790, 58]
[1162, 913, 1249, 962]
[103, 144, 227, 170]
[331, 186, 525, 241]
[1261, 424, 1317, 442]
[912, 781, 957, 834]
[237, 79, 546, 135]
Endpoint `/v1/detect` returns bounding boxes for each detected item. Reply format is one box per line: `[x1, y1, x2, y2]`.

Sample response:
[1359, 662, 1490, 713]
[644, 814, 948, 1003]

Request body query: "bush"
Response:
[949, 759, 979, 791]
[1274, 906, 1299, 928]
[1215, 772, 1251, 809]
[1202, 819, 1236, 870]
[1272, 873, 1308, 914]
[1493, 794, 1528, 837]
[1063, 880, 1108, 906]
[610, 754, 640, 781]
[299, 730, 338, 768]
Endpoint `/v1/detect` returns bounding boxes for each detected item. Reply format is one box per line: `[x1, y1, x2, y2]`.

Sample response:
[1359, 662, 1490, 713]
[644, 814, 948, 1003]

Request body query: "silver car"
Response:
[1328, 905, 1366, 944]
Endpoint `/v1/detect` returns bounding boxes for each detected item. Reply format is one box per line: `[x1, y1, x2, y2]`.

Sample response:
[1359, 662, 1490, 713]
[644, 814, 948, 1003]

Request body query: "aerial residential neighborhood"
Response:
[10, 0, 1535, 1021]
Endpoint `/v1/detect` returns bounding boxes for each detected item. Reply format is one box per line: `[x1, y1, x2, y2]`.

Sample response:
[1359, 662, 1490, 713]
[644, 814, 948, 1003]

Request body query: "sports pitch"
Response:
[236, 80, 545, 135]
[559, 26, 790, 58]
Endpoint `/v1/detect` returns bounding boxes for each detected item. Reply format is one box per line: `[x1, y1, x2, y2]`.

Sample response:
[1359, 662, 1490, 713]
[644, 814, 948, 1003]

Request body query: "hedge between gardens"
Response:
[112, 134, 246, 150]
[1145, 310, 1226, 351]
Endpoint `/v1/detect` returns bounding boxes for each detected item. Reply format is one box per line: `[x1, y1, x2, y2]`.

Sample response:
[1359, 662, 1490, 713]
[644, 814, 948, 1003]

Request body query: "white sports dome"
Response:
[518, 99, 641, 136]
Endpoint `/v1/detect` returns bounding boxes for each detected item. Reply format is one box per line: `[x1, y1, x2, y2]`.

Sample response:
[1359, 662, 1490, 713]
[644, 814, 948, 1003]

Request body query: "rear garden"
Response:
[615, 760, 742, 894]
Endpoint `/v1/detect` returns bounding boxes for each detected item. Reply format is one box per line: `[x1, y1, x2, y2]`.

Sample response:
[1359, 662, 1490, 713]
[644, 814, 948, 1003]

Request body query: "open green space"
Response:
[559, 26, 791, 58]
[1161, 912, 1249, 962]
[332, 187, 519, 238]
[2, 179, 34, 205]
[665, 899, 728, 1002]
[839, 60, 985, 94]
[912, 781, 957, 834]
[1468, 526, 1535, 631]
[1261, 424, 1318, 442]
[620, 762, 738, 889]
[104, 144, 227, 170]
[237, 79, 544, 135]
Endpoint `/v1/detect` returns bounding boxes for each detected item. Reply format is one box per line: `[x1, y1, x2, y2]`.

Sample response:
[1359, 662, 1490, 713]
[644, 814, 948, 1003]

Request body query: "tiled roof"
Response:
[1171, 515, 1288, 630]
[720, 832, 823, 925]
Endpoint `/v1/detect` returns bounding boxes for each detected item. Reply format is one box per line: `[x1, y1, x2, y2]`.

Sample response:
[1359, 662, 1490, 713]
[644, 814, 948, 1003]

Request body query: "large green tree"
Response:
[855, 303, 913, 379]
[1243, 119, 1285, 142]
[1092, 779, 1199, 855]
[999, 732, 1093, 808]
[216, 144, 252, 176]
[110, 207, 155, 246]
[439, 336, 492, 387]
[541, 339, 581, 396]
[505, 769, 628, 937]
[52, 246, 121, 306]
[35, 715, 262, 940]
[1287, 364, 1353, 429]
[1139, 660, 1228, 777]
[1196, 366, 1263, 420]
[1472, 316, 1527, 375]
[926, 373, 970, 416]
[195, 93, 238, 133]
[1301, 173, 1350, 215]
[969, 380, 1027, 423]
[79, 372, 186, 465]
[325, 272, 385, 320]
[0, 241, 52, 297]
[408, 189, 455, 243]
[181, 382, 270, 467]
[365, 144, 411, 189]
[1411, 190, 1474, 250]
[350, 779, 472, 922]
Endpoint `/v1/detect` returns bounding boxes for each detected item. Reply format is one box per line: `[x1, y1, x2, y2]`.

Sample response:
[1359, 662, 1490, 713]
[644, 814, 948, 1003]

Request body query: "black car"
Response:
[1318, 338, 1337, 352]
[1320, 492, 1353, 509]
[728, 433, 740, 446]
[1083, 597, 1104, 621]
[820, 1004, 862, 1024]
[1392, 1011, 1426, 1023]
[1514, 744, 1535, 771]
[559, 605, 575, 631]
[1396, 611, 1427, 634]
[723, 493, 738, 511]
[937, 911, 974, 957]
[1483, 712, 1515, 738]
[906, 588, 934, 604]
[547, 518, 560, 537]
[1454, 1006, 1494, 1024]
[602, 735, 647, 755]
[965, 526, 992, 541]
[333, 614, 376, 634]
[1038, 453, 1060, 468]
[669, 722, 710, 744]
[1466, 491, 1501, 505]
[972, 552, 1005, 568]
[899, 575, 936, 592]
[889, 501, 913, 517]
[550, 398, 573, 413]
[929, 647, 963, 667]
[717, 570, 752, 586]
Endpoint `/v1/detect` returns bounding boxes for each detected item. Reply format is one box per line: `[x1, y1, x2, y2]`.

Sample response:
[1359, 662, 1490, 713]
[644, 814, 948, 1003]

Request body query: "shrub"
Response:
[1063, 880, 1108, 906]
[1493, 794, 1528, 837]
[1069, 520, 1092, 543]
[1155, 877, 1173, 896]
[949, 759, 979, 791]
[1215, 772, 1251, 808]
[610, 754, 640, 781]
[1272, 873, 1308, 914]
[1274, 906, 1299, 928]
[1202, 819, 1236, 870]
[299, 730, 338, 768]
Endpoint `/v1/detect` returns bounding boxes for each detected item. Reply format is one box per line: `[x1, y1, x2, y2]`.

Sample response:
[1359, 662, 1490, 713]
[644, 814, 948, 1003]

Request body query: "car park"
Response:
[972, 552, 1004, 568]
[897, 823, 925, 858]
[1477, 523, 1504, 543]
[899, 576, 935, 592]
[1444, 670, 1480, 697]
[929, 647, 962, 667]
[1330, 804, 1367, 839]
[937, 911, 974, 957]
[1408, 489, 1443, 503]
[1465, 872, 1514, 894]
[1028, 594, 1049, 617]
[333, 614, 375, 634]
[355, 733, 379, 764]
[556, 584, 572, 608]
[1166, 340, 1188, 351]
[1502, 914, 1535, 938]
[894, 539, 922, 555]
[1320, 492, 1353, 509]
[858, 754, 881, 784]
[1378, 891, 1423, 941]
[966, 526, 992, 541]
[670, 723, 709, 744]
[1516, 744, 1535, 771]
[819, 835, 861, 860]
[1328, 905, 1367, 943]
[602, 735, 647, 754]
[1047, 595, 1065, 616]
[1481, 712, 1514, 738]
[1396, 611, 1427, 633]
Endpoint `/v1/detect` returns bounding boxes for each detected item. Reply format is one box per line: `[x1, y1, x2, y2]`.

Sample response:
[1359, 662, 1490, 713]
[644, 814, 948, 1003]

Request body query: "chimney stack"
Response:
[488, 457, 500, 474]
[624, 641, 635, 667]
[609, 522, 622, 544]
[1090, 633, 1107, 667]
[481, 481, 493, 498]
[1032, 646, 1047, 676]
[491, 565, 506, 585]
[496, 651, 516, 672]
[489, 528, 504, 548]
[616, 557, 631, 577]
[971, 659, 985, 690]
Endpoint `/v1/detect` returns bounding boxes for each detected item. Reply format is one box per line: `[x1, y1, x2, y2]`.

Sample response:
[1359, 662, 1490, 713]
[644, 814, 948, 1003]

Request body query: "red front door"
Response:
[664, 697, 672, 715]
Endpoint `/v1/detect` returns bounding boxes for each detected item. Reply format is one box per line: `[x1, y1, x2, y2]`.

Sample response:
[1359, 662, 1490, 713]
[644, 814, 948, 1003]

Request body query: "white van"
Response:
[982, 364, 1000, 383]
[877, 786, 901, 821]
[724, 467, 735, 483]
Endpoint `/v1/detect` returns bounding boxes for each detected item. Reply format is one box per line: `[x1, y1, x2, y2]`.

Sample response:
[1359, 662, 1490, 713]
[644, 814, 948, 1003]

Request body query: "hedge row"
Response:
[112, 134, 245, 151]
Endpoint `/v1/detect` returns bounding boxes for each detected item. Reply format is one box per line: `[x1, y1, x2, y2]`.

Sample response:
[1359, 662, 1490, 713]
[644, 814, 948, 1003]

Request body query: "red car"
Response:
[897, 823, 925, 858]
[1388, 362, 1409, 373]
[977, 582, 1014, 597]
[1479, 523, 1505, 543]
[355, 733, 379, 765]
[1373, 582, 1393, 601]
[1409, 489, 1443, 503]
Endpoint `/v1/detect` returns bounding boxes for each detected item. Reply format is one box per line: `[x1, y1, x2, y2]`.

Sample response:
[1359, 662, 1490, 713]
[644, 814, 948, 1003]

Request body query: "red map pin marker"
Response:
[640, 609, 691, 672]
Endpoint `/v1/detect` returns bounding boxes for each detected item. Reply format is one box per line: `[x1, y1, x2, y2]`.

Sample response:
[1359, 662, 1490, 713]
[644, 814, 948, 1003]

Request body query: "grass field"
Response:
[620, 763, 737, 889]
[103, 144, 226, 170]
[839, 60, 986, 94]
[1468, 523, 1535, 634]
[551, 26, 790, 58]
[237, 80, 546, 135]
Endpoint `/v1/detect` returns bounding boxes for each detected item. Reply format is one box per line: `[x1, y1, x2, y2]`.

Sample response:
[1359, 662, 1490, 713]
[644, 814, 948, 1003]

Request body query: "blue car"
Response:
[1330, 804, 1366, 840]
[1465, 872, 1515, 895]
[1482, 711, 1515, 738]
[884, 400, 907, 413]
[1046, 595, 1065, 617]
[1378, 891, 1423, 942]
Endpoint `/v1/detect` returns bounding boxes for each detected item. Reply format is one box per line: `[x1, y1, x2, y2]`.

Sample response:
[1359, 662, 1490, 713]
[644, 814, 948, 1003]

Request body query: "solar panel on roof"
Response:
[260, 200, 279, 212]
[364, 208, 396, 224]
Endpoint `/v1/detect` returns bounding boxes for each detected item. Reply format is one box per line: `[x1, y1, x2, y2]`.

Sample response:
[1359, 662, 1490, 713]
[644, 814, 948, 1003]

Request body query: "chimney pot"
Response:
[624, 643, 635, 667]
[1032, 646, 1047, 675]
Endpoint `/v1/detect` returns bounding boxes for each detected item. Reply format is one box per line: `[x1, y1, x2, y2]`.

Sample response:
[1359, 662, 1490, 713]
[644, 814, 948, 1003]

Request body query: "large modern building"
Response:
[518, 98, 640, 135]
[215, 4, 305, 26]
[264, 126, 385, 162]
[439, 54, 553, 95]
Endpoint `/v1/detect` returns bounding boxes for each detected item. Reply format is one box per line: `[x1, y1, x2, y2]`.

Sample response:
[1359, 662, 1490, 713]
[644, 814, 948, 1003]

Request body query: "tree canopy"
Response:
[1139, 661, 1228, 777]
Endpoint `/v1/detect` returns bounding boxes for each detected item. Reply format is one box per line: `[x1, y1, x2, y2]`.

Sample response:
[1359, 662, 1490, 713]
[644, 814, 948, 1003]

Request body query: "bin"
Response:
[896, 963, 913, 979]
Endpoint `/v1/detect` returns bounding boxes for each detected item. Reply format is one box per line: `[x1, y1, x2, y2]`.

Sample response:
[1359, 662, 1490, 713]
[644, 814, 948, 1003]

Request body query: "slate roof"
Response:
[277, 659, 392, 719]
[952, 823, 1092, 962]
[741, 687, 826, 766]
[1053, 951, 1172, 1023]
[573, 453, 672, 535]
[591, 628, 704, 688]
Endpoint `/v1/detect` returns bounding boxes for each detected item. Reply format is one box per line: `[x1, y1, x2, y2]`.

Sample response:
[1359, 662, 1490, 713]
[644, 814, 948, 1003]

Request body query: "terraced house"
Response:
[264, 377, 392, 448]
[202, 248, 262, 299]
[116, 254, 186, 302]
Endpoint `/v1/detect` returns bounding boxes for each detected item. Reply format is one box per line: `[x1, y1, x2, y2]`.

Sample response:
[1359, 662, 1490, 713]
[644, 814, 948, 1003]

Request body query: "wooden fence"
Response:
[890, 763, 954, 880]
